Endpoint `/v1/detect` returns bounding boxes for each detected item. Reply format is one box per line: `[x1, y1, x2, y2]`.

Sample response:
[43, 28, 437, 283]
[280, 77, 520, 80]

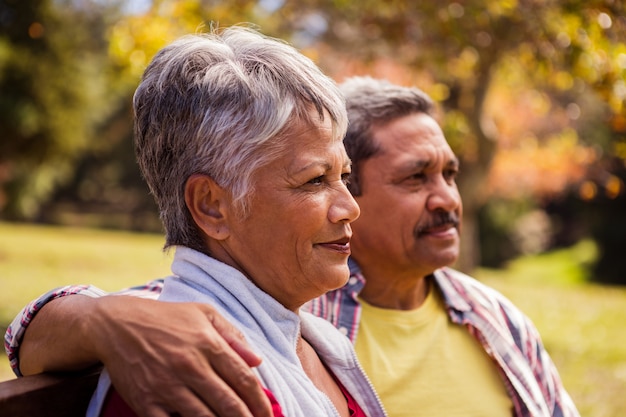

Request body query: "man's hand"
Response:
[21, 295, 272, 417]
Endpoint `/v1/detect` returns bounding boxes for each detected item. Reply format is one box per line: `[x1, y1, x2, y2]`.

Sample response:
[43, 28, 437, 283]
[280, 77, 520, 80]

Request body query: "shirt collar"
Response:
[433, 268, 473, 313]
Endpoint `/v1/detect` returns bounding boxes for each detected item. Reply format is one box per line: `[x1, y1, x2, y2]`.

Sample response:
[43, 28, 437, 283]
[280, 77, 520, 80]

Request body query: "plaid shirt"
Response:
[5, 260, 578, 417]
[304, 259, 580, 417]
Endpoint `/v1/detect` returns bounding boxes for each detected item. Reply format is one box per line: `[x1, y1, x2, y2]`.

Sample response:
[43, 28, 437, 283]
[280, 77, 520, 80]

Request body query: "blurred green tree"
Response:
[28, 0, 268, 229]
[0, 0, 127, 219]
[0, 0, 272, 226]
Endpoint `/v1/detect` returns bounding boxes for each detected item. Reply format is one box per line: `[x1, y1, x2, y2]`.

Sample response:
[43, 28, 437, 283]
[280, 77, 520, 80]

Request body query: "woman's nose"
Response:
[329, 184, 361, 224]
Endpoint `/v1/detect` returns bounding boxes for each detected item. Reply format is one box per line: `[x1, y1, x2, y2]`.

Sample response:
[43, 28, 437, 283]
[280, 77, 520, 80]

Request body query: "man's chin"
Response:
[425, 248, 460, 271]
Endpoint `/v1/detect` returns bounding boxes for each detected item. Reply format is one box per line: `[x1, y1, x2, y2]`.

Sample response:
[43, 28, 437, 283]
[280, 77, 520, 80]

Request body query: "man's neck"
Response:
[357, 263, 431, 311]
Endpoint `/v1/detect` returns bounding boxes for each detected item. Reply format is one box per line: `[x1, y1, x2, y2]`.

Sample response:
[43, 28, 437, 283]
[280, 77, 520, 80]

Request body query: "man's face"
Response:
[350, 112, 462, 278]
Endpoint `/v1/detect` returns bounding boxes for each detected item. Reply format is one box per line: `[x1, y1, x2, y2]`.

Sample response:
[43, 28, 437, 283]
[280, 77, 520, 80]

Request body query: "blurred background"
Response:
[1, 0, 625, 415]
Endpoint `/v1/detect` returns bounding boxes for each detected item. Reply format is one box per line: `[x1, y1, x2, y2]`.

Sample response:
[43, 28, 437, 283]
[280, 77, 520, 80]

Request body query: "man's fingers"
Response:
[161, 391, 218, 417]
[189, 355, 271, 417]
[91, 299, 271, 417]
[203, 305, 263, 367]
[188, 374, 258, 417]
[139, 406, 173, 417]
[128, 383, 221, 417]
[150, 369, 259, 417]
[193, 305, 272, 417]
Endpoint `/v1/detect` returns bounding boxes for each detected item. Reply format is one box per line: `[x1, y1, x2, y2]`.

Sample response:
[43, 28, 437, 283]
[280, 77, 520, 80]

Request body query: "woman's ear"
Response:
[184, 174, 231, 240]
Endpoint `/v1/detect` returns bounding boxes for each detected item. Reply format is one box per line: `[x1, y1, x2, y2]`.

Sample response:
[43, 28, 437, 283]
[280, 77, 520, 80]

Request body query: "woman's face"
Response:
[217, 111, 360, 311]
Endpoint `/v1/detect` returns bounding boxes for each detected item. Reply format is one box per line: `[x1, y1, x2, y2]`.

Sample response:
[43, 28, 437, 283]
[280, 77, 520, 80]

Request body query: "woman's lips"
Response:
[317, 237, 351, 254]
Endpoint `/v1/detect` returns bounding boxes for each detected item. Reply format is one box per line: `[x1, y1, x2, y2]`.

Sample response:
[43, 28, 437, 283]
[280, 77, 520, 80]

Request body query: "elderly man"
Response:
[5, 77, 579, 417]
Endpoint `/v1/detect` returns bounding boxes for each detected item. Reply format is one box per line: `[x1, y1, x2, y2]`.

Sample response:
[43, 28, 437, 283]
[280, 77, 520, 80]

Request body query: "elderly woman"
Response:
[86, 26, 386, 417]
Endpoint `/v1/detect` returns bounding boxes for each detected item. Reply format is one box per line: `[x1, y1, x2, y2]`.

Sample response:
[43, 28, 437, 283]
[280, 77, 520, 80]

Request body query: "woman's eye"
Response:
[341, 173, 351, 185]
[308, 176, 324, 185]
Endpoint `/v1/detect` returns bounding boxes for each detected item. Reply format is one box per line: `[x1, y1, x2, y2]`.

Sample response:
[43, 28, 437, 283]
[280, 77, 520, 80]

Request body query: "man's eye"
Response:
[445, 169, 459, 181]
[409, 172, 426, 181]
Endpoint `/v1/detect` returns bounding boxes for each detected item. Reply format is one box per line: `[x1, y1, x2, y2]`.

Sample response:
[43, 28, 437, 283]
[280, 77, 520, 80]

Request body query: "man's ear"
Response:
[184, 174, 231, 240]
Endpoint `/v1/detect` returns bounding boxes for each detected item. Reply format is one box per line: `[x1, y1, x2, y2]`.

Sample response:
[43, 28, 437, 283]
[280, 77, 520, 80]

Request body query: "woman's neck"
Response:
[296, 337, 350, 417]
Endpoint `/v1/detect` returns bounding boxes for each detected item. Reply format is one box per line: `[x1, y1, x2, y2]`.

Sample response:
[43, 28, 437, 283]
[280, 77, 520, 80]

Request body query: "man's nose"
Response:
[426, 177, 461, 212]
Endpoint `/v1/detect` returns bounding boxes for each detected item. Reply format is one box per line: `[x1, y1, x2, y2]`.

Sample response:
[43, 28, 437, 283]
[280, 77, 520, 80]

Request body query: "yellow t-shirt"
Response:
[354, 286, 513, 417]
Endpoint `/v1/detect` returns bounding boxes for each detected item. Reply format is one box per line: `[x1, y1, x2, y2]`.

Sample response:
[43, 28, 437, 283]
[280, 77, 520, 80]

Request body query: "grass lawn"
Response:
[1, 222, 625, 416]
[0, 221, 172, 382]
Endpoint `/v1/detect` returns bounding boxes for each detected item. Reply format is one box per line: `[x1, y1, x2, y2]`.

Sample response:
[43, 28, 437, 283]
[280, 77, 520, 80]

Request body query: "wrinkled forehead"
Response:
[373, 113, 454, 157]
[246, 137, 348, 198]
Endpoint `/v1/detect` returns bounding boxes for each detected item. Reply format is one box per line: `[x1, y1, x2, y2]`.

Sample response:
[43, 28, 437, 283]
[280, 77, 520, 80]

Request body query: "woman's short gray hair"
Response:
[134, 26, 347, 252]
[339, 76, 435, 196]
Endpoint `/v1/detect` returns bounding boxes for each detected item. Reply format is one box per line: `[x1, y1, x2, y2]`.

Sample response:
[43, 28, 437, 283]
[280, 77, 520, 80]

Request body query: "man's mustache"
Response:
[415, 211, 460, 237]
